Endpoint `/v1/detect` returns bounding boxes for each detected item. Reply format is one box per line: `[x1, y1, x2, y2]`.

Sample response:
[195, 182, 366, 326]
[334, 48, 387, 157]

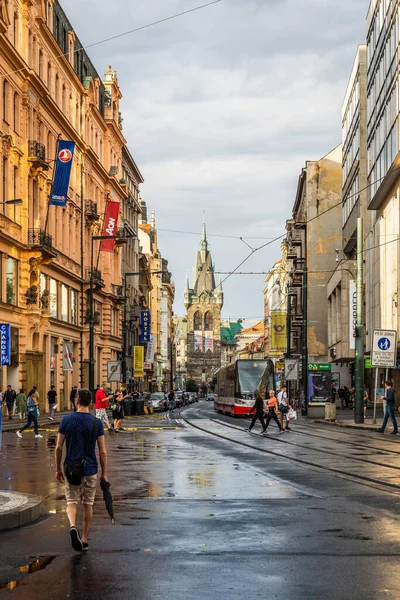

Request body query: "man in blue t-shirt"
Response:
[378, 380, 398, 435]
[56, 388, 108, 551]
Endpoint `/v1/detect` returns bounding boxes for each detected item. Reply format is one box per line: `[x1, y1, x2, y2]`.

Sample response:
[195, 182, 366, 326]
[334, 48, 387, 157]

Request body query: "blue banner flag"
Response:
[0, 324, 11, 366]
[140, 310, 151, 343]
[49, 140, 75, 206]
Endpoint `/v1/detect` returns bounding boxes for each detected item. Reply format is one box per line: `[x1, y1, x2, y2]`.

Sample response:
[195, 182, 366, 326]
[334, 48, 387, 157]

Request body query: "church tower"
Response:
[185, 220, 223, 386]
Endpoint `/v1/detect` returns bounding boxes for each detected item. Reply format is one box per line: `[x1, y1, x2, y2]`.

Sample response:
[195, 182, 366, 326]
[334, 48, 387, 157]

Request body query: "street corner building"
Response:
[0, 1, 147, 411]
[184, 222, 223, 386]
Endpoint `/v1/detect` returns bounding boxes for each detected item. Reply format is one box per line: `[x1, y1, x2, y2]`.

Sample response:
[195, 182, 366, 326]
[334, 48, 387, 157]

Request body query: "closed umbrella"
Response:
[100, 479, 115, 523]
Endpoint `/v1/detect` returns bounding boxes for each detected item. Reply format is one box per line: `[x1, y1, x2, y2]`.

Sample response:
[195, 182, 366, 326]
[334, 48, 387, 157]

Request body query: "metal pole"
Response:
[89, 237, 95, 394]
[286, 292, 292, 401]
[122, 275, 127, 384]
[170, 339, 174, 392]
[355, 217, 364, 423]
[373, 367, 378, 424]
[301, 267, 308, 416]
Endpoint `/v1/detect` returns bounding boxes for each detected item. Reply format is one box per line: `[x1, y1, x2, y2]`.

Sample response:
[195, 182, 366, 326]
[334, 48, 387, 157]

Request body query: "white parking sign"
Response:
[371, 329, 397, 368]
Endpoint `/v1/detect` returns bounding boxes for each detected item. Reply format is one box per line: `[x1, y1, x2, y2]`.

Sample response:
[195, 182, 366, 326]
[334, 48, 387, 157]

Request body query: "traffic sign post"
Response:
[285, 359, 299, 381]
[371, 329, 397, 368]
[107, 360, 122, 383]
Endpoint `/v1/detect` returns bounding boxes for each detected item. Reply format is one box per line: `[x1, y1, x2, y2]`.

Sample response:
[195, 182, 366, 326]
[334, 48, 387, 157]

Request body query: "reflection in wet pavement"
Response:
[2, 413, 400, 599]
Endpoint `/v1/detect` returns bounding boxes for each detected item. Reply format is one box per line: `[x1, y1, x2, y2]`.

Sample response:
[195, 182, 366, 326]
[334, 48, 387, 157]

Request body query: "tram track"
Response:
[178, 408, 400, 496]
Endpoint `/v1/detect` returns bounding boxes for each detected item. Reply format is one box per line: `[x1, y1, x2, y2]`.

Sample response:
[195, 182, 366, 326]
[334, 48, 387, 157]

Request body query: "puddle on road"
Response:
[0, 556, 55, 592]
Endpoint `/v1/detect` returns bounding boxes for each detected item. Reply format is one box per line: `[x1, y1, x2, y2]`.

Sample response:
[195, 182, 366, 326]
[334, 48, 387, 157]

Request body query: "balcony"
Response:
[293, 257, 306, 273]
[290, 273, 303, 287]
[28, 141, 48, 174]
[28, 228, 57, 257]
[85, 267, 104, 286]
[84, 200, 100, 222]
[287, 245, 297, 259]
[290, 229, 303, 246]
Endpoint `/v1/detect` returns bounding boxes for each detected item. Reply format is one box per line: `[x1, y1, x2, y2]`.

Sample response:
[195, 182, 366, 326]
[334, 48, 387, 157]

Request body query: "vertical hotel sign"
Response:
[140, 310, 151, 343]
[349, 280, 357, 350]
[100, 201, 120, 252]
[0, 324, 11, 365]
[133, 346, 144, 378]
[49, 140, 75, 206]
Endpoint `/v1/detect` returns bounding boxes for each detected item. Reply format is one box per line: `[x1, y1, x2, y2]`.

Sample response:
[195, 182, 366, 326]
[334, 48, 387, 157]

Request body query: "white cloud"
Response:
[64, 0, 367, 316]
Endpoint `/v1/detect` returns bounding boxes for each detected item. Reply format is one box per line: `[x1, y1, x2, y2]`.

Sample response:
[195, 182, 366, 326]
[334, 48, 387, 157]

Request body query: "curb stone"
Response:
[313, 418, 381, 431]
[0, 491, 43, 531]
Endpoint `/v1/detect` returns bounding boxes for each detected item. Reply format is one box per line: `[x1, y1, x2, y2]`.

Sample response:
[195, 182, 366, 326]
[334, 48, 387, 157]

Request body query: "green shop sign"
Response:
[308, 363, 331, 371]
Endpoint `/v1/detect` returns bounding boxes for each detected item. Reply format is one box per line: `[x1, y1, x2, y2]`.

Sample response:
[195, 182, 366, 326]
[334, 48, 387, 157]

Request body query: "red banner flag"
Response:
[100, 201, 120, 252]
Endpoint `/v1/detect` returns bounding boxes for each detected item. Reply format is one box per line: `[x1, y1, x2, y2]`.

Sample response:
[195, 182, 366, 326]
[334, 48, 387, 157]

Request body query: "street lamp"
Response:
[0, 199, 23, 205]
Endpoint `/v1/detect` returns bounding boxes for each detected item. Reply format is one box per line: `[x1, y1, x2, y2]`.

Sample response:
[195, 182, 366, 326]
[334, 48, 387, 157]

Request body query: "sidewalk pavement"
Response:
[313, 407, 385, 431]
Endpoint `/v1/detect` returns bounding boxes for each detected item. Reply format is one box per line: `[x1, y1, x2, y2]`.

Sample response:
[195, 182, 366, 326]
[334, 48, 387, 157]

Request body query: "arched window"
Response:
[55, 74, 59, 104]
[204, 311, 213, 331]
[194, 311, 202, 330]
[47, 62, 51, 90]
[13, 12, 18, 49]
[38, 49, 43, 78]
[3, 80, 8, 123]
[62, 85, 66, 113]
[13, 92, 18, 133]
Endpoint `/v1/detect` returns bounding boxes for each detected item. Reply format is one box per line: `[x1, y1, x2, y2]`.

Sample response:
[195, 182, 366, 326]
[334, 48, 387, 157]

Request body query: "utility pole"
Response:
[301, 267, 308, 416]
[286, 292, 292, 399]
[355, 217, 364, 424]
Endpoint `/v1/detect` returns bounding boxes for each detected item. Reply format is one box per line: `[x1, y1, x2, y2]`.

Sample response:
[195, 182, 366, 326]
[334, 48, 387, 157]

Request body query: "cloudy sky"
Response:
[66, 0, 367, 321]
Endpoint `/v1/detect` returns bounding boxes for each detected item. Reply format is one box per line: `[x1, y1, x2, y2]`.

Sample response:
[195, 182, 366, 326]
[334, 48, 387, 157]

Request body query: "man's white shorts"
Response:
[65, 474, 98, 505]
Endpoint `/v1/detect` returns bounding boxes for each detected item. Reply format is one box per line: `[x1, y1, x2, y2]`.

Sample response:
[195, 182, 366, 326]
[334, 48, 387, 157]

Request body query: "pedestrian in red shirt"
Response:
[95, 383, 114, 431]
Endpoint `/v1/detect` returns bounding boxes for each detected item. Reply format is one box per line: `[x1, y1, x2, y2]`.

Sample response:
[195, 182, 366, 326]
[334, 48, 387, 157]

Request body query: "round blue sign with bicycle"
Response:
[378, 337, 391, 351]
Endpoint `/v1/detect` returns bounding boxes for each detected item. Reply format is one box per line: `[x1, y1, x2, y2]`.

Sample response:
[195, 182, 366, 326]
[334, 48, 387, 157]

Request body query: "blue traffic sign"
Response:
[378, 337, 391, 351]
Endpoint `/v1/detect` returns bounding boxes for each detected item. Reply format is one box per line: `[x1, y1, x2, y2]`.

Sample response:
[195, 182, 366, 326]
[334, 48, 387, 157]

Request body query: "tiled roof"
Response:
[239, 320, 264, 336]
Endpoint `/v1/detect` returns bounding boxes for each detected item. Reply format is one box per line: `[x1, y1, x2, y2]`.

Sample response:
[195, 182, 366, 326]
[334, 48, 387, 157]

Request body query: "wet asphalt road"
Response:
[1, 402, 400, 599]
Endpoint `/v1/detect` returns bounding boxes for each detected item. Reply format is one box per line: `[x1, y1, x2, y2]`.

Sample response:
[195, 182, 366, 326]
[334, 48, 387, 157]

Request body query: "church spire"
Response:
[200, 211, 208, 251]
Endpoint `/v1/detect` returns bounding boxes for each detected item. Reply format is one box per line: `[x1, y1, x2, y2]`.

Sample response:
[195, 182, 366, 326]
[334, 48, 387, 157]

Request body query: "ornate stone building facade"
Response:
[184, 224, 223, 384]
[0, 0, 143, 410]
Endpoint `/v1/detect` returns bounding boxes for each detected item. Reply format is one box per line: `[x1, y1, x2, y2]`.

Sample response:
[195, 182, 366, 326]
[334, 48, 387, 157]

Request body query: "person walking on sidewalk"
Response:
[17, 392, 43, 438]
[95, 383, 114, 431]
[70, 386, 78, 412]
[4, 385, 16, 420]
[264, 390, 284, 433]
[55, 388, 107, 552]
[15, 389, 27, 421]
[277, 386, 290, 430]
[47, 385, 58, 420]
[246, 389, 267, 433]
[377, 381, 398, 435]
[364, 389, 370, 419]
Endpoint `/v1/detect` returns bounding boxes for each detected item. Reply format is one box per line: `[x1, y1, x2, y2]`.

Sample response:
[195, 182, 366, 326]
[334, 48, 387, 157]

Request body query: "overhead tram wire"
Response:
[217, 166, 400, 288]
[3, 0, 223, 79]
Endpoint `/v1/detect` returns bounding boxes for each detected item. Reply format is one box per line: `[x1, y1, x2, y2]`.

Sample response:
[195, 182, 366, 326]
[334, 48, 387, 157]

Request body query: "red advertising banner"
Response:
[100, 201, 120, 252]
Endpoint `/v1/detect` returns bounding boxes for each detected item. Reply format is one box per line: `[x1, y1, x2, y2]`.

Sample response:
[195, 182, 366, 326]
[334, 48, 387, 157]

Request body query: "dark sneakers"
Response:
[70, 526, 83, 552]
[82, 542, 89, 551]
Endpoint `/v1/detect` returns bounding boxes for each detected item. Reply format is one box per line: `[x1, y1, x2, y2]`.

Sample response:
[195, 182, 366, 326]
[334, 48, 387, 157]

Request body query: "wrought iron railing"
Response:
[28, 228, 53, 249]
[28, 141, 46, 162]
[84, 200, 99, 219]
[85, 267, 103, 282]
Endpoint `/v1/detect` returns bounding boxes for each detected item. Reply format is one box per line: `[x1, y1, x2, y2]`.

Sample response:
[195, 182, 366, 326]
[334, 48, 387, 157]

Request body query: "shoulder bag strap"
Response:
[82, 416, 98, 462]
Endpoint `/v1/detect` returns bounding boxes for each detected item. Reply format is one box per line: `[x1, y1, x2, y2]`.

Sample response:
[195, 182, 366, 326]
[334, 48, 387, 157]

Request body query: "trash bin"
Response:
[325, 403, 336, 421]
[135, 399, 145, 416]
[124, 400, 134, 416]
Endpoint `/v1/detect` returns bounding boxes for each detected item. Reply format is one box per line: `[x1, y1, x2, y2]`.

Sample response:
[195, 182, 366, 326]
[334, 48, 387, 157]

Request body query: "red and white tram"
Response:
[214, 360, 274, 417]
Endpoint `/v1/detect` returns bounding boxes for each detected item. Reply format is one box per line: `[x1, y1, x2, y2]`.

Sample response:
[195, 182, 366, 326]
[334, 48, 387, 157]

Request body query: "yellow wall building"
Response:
[0, 0, 142, 411]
